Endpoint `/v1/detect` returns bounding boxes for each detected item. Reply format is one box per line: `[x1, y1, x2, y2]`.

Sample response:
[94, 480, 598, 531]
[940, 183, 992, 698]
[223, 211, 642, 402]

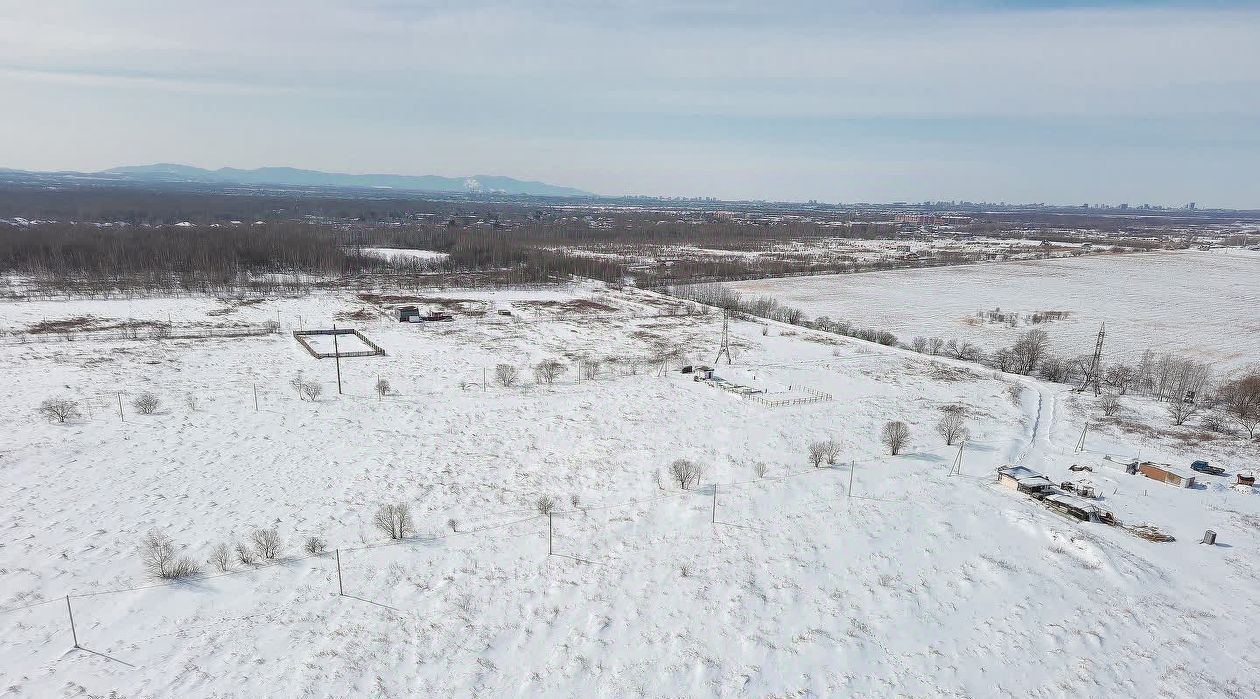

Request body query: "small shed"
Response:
[398, 306, 420, 322]
[997, 466, 1056, 496]
[1044, 493, 1116, 525]
[692, 365, 715, 381]
[1137, 462, 1196, 488]
[1237, 471, 1256, 487]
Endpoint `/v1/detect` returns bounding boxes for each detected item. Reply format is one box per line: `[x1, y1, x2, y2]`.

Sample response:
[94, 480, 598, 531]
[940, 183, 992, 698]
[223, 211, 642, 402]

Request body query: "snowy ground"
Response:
[725, 249, 1260, 372]
[1, 282, 1257, 697]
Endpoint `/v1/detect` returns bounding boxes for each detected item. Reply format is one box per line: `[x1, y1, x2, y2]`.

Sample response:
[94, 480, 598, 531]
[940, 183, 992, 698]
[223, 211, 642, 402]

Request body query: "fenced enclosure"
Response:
[0, 321, 280, 346]
[293, 329, 386, 358]
[743, 386, 833, 408]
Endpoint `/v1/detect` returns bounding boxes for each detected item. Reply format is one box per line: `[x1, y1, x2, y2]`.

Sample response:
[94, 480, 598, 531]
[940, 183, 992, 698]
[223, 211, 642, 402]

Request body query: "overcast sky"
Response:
[2, 1, 1258, 206]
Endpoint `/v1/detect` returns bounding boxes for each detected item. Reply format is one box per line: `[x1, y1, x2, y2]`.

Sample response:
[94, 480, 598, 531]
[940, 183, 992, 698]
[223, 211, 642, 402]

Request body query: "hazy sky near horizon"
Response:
[2, 1, 1259, 206]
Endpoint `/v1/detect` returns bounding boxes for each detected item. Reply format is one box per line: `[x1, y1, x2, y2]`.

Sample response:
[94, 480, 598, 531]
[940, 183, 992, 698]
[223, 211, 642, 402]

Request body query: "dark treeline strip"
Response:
[0, 223, 624, 294]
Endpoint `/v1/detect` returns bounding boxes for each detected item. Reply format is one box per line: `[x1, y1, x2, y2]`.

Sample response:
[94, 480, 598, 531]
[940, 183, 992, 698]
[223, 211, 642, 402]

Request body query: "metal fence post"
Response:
[66, 596, 79, 649]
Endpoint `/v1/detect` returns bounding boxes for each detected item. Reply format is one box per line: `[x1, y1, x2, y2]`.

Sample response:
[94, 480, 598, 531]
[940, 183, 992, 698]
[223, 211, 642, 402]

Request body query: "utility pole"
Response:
[548, 513, 553, 555]
[848, 461, 856, 498]
[117, 393, 124, 420]
[1075, 422, 1089, 453]
[1082, 323, 1105, 396]
[253, 384, 259, 411]
[711, 484, 718, 524]
[715, 308, 732, 365]
[332, 324, 343, 395]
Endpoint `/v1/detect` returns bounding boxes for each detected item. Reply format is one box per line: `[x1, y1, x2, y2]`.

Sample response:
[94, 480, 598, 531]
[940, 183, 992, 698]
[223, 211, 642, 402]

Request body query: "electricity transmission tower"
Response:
[1081, 323, 1105, 396]
[715, 308, 732, 365]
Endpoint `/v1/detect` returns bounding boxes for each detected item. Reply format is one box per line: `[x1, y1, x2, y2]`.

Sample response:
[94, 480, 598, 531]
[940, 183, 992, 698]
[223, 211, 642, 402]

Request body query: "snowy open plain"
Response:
[1, 281, 1258, 697]
[725, 249, 1260, 372]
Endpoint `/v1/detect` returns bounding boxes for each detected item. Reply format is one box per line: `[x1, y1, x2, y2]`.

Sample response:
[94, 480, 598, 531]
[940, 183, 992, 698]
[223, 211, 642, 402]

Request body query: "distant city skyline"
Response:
[2, 1, 1258, 207]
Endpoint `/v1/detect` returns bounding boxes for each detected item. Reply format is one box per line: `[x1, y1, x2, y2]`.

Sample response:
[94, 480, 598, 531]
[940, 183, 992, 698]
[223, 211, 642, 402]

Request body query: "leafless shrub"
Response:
[680, 564, 692, 577]
[447, 518, 459, 532]
[373, 503, 414, 540]
[1200, 411, 1234, 435]
[235, 541, 257, 564]
[580, 358, 601, 380]
[823, 439, 841, 465]
[570, 494, 582, 510]
[535, 495, 557, 516]
[209, 542, 232, 572]
[881, 421, 910, 455]
[140, 531, 201, 580]
[300, 380, 323, 402]
[132, 392, 161, 415]
[753, 462, 769, 478]
[1099, 393, 1122, 417]
[911, 336, 927, 353]
[374, 378, 390, 400]
[936, 406, 969, 445]
[250, 528, 282, 559]
[184, 394, 200, 412]
[669, 458, 703, 489]
[290, 372, 306, 399]
[807, 441, 828, 467]
[927, 337, 945, 355]
[39, 397, 81, 423]
[534, 359, 566, 385]
[303, 536, 327, 555]
[495, 363, 520, 387]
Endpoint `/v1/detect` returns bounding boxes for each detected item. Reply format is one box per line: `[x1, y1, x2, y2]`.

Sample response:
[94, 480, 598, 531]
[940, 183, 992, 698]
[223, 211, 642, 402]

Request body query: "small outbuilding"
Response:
[997, 466, 1056, 496]
[1137, 462, 1196, 488]
[1237, 471, 1256, 487]
[398, 306, 420, 322]
[1044, 493, 1116, 525]
[692, 365, 715, 381]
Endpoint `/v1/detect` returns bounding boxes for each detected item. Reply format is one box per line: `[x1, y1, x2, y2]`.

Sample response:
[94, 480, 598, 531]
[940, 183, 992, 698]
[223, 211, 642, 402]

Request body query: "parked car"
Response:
[1190, 460, 1226, 476]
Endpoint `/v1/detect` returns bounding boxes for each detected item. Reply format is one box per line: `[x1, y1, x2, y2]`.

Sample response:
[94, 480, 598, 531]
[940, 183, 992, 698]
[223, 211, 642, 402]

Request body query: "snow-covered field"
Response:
[1, 282, 1258, 697]
[725, 249, 1260, 372]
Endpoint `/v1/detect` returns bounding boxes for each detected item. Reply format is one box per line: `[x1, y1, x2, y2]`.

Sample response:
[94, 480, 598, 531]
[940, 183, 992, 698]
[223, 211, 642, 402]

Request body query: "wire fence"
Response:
[0, 437, 974, 654]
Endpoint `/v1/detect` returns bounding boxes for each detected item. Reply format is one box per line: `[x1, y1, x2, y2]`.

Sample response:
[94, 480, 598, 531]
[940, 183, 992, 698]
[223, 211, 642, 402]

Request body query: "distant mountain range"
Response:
[4, 163, 594, 197]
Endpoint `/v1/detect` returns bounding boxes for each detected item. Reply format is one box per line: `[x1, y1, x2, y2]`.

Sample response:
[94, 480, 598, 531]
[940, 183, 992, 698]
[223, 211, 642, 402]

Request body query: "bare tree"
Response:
[807, 441, 828, 468]
[303, 536, 328, 554]
[1099, 393, 1122, 417]
[911, 336, 928, 353]
[250, 528, 282, 559]
[133, 392, 161, 415]
[290, 372, 306, 400]
[1217, 369, 1260, 438]
[580, 358, 601, 380]
[1165, 357, 1212, 425]
[300, 380, 323, 402]
[1010, 329, 1049, 375]
[823, 439, 842, 465]
[936, 406, 968, 445]
[669, 458, 703, 489]
[373, 503, 414, 540]
[533, 359, 566, 385]
[209, 542, 232, 572]
[447, 518, 459, 532]
[374, 377, 390, 400]
[495, 363, 520, 387]
[39, 397, 81, 423]
[1104, 364, 1136, 395]
[140, 530, 201, 579]
[927, 337, 945, 356]
[534, 495, 557, 516]
[235, 541, 257, 564]
[881, 421, 910, 455]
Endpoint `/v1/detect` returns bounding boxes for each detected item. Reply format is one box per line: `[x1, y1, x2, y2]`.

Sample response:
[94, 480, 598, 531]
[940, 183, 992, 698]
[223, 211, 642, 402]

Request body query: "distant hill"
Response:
[86, 163, 594, 197]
